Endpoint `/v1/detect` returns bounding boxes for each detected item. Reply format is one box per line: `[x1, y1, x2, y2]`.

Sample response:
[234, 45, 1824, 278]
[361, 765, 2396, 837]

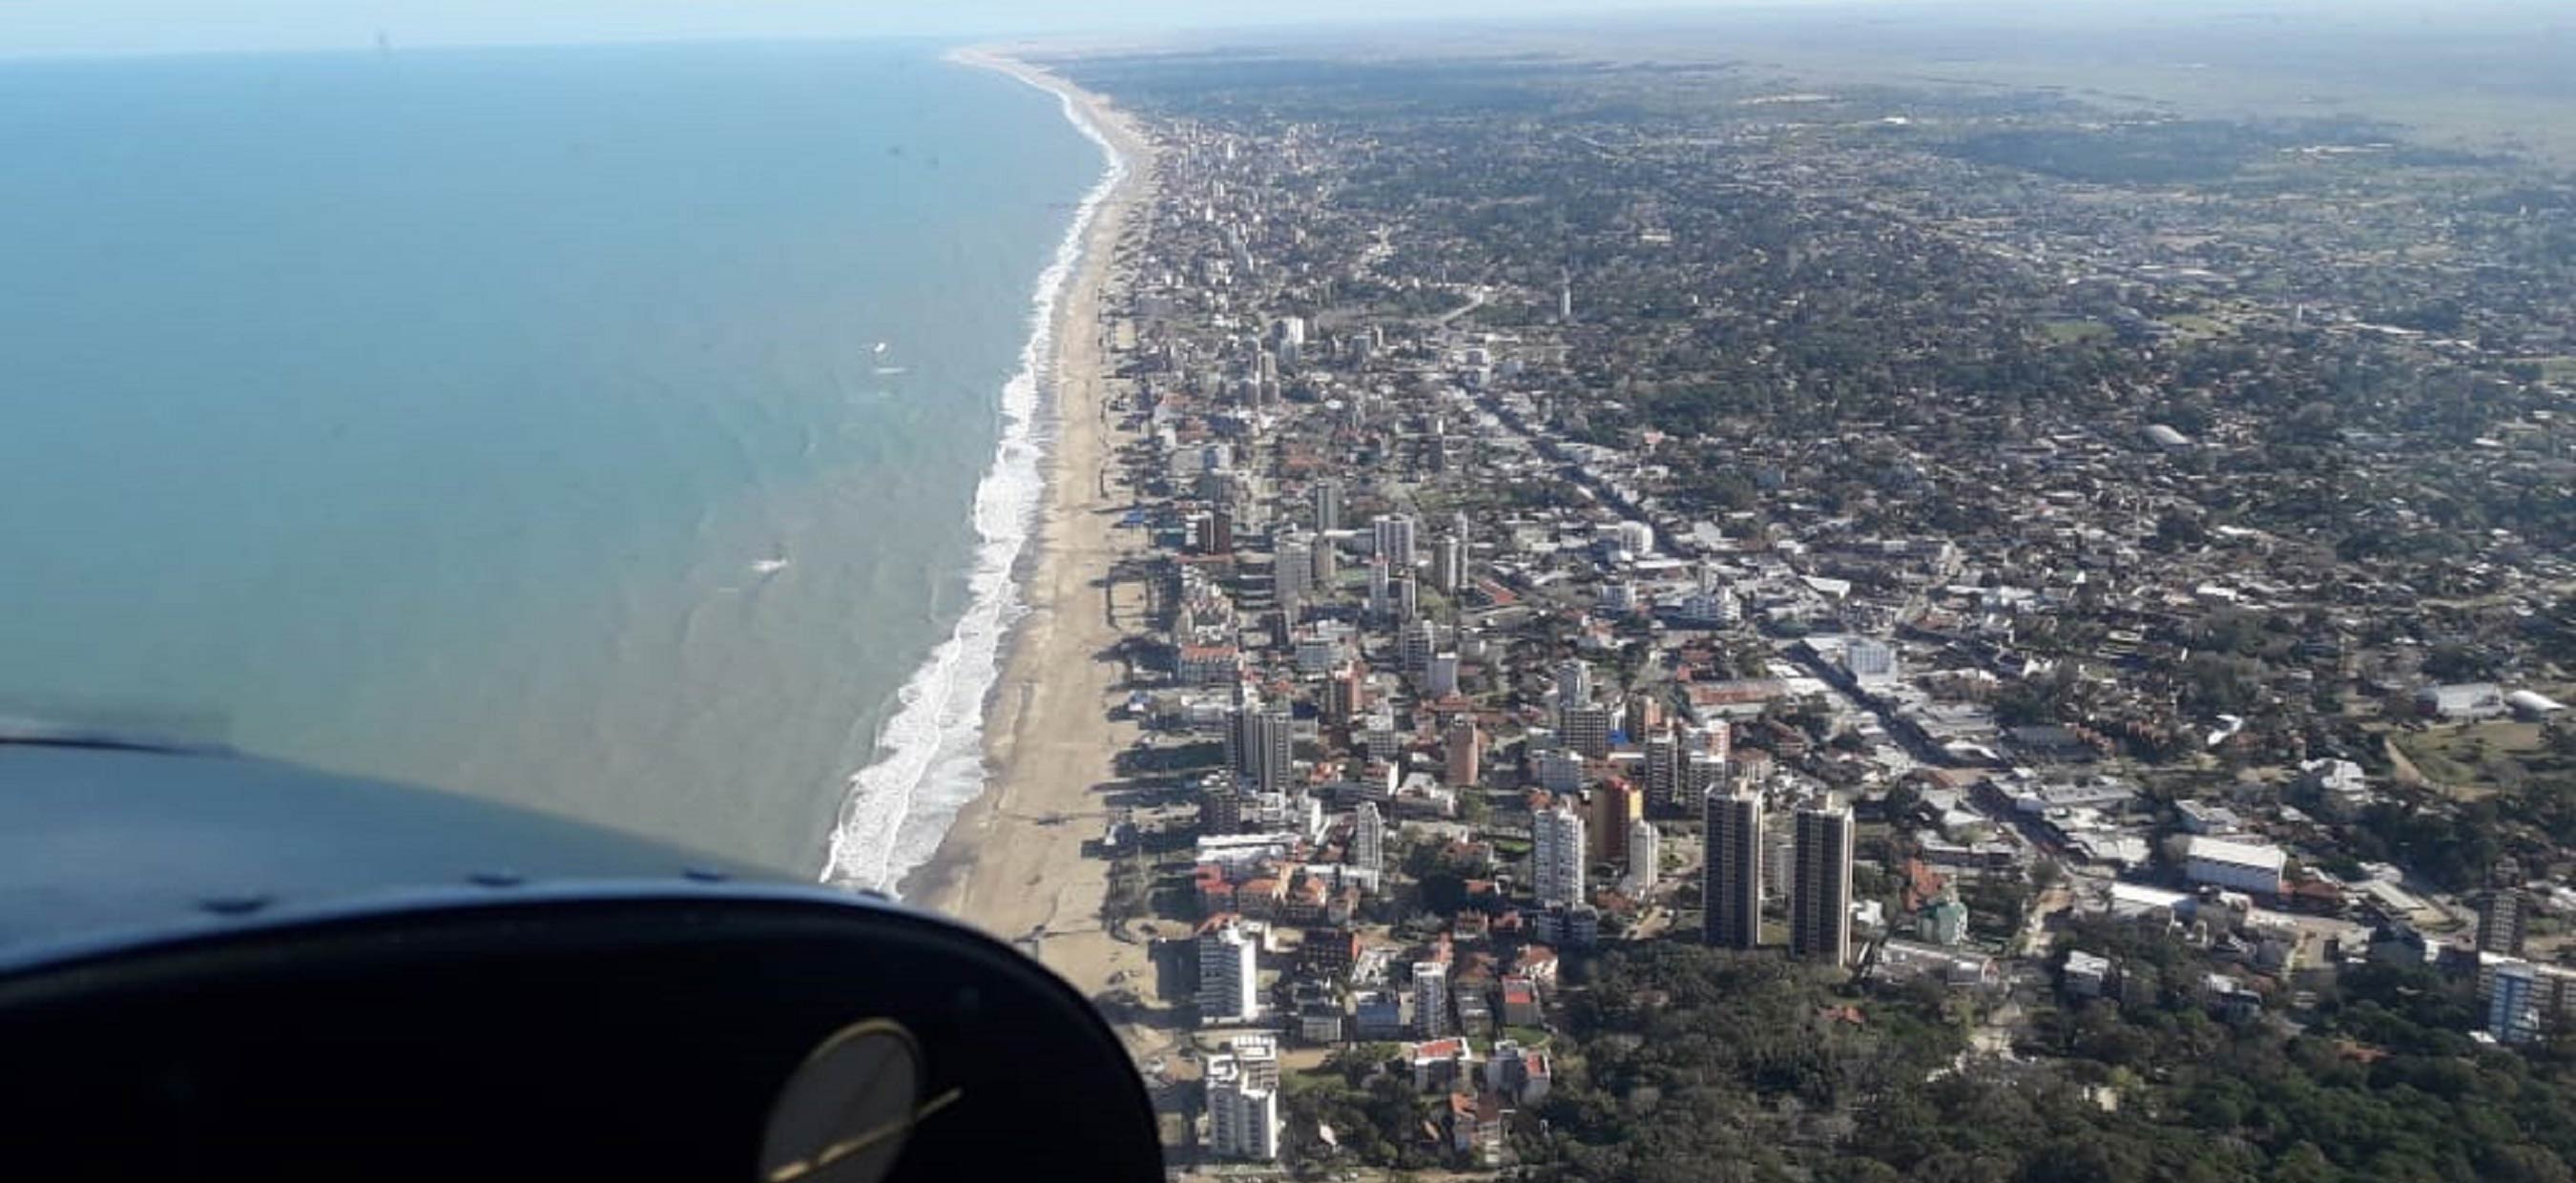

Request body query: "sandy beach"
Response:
[904, 51, 1160, 1019]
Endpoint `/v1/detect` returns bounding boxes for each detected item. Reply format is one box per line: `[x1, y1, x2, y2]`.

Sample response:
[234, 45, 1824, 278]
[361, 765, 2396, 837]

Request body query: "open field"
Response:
[2393, 720, 2563, 799]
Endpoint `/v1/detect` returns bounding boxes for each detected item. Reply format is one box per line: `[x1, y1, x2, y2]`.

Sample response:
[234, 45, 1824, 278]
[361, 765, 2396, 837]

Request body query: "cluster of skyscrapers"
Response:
[1523, 657, 1856, 966]
[1705, 788, 1856, 966]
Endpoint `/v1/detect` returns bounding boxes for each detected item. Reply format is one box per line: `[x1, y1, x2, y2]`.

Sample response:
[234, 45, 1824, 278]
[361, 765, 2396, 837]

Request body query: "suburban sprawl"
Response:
[1013, 30, 2576, 1182]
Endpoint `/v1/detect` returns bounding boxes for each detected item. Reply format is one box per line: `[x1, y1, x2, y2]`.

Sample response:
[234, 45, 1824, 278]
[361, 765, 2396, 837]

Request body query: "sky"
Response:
[0, 0, 1761, 58]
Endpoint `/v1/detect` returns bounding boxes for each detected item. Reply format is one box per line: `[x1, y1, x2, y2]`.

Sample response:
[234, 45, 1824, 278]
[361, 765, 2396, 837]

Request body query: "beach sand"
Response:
[904, 52, 1164, 1034]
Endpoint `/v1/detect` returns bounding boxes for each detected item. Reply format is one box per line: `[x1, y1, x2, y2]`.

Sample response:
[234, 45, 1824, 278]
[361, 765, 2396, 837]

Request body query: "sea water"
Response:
[0, 40, 1107, 881]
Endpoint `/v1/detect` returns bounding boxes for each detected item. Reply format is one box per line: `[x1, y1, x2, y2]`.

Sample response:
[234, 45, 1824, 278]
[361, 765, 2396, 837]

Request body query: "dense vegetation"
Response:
[1525, 944, 1963, 1181]
[1473, 931, 2576, 1182]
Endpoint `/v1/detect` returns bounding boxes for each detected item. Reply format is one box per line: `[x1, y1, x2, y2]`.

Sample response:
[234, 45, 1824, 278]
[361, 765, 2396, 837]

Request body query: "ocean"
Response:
[0, 40, 1111, 884]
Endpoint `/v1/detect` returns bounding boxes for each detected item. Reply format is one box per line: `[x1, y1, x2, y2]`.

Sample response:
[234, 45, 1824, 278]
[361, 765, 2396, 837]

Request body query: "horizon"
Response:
[0, 0, 1753, 60]
[0, 0, 2561, 61]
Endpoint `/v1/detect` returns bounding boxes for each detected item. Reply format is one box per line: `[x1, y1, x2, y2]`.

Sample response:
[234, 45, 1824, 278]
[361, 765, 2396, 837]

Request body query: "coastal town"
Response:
[969, 35, 2576, 1183]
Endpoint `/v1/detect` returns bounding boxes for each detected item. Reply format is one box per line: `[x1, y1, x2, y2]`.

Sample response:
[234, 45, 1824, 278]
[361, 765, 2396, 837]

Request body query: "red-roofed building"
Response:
[1485, 1042, 1552, 1105]
[1901, 859, 1949, 911]
[1281, 875, 1330, 924]
[1499, 975, 1542, 1027]
[1235, 876, 1284, 921]
[1194, 864, 1236, 917]
[1445, 1091, 1509, 1164]
[1687, 678, 1789, 711]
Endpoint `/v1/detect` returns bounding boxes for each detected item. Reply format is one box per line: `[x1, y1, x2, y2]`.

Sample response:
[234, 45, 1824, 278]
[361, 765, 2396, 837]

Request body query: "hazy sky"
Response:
[0, 0, 1766, 58]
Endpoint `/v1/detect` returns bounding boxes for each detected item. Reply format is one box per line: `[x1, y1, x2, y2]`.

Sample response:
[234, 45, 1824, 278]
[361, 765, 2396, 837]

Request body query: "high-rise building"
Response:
[1588, 779, 1642, 865]
[1683, 750, 1727, 803]
[1767, 829, 1797, 903]
[1534, 746, 1584, 796]
[1230, 1032, 1280, 1091]
[1353, 802, 1385, 880]
[1554, 660, 1592, 718]
[1394, 574, 1419, 622]
[1445, 718, 1483, 788]
[1844, 638, 1899, 689]
[1623, 818, 1660, 896]
[1703, 720, 1733, 766]
[1373, 513, 1418, 570]
[2491, 960, 2544, 1046]
[2482, 889, 2530, 957]
[1311, 535, 1339, 586]
[1643, 728, 1682, 816]
[1359, 711, 1402, 762]
[1401, 619, 1437, 675]
[1275, 536, 1312, 606]
[1190, 510, 1231, 555]
[1366, 559, 1393, 619]
[1204, 1050, 1281, 1161]
[1426, 652, 1462, 698]
[1615, 520, 1654, 556]
[1679, 586, 1740, 627]
[1413, 961, 1452, 1037]
[1704, 788, 1763, 949]
[1324, 661, 1366, 726]
[1625, 690, 1663, 737]
[1792, 799, 1857, 966]
[1430, 533, 1466, 593]
[1312, 480, 1342, 533]
[1534, 902, 1600, 949]
[1225, 696, 1296, 795]
[1533, 803, 1588, 910]
[1196, 919, 1261, 1024]
[1202, 780, 1244, 835]
[1563, 704, 1613, 761]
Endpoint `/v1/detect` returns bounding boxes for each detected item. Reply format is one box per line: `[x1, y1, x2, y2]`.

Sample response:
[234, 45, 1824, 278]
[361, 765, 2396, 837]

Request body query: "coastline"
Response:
[899, 49, 1159, 1008]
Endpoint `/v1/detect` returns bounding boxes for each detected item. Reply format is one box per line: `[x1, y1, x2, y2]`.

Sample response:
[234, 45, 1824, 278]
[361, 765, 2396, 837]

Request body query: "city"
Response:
[1029, 31, 2576, 1181]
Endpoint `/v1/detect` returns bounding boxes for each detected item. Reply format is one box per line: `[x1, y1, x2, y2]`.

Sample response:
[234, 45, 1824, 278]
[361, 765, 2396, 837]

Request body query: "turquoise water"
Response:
[0, 42, 1104, 873]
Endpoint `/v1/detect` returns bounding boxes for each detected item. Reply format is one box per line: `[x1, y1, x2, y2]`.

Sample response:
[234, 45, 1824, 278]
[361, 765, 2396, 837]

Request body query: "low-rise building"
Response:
[2182, 835, 2287, 895]
[1405, 1037, 1478, 1092]
[1485, 1040, 1553, 1105]
[2064, 949, 2113, 998]
[1872, 939, 2003, 989]
[2419, 682, 2508, 721]
[1499, 975, 1543, 1027]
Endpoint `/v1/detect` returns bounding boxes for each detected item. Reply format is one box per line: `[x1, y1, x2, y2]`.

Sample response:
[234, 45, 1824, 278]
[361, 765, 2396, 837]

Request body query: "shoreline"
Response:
[812, 44, 1143, 901]
[899, 49, 1158, 1007]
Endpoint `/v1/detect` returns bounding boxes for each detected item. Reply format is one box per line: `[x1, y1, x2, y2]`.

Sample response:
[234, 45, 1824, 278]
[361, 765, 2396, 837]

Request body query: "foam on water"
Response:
[820, 73, 1125, 894]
